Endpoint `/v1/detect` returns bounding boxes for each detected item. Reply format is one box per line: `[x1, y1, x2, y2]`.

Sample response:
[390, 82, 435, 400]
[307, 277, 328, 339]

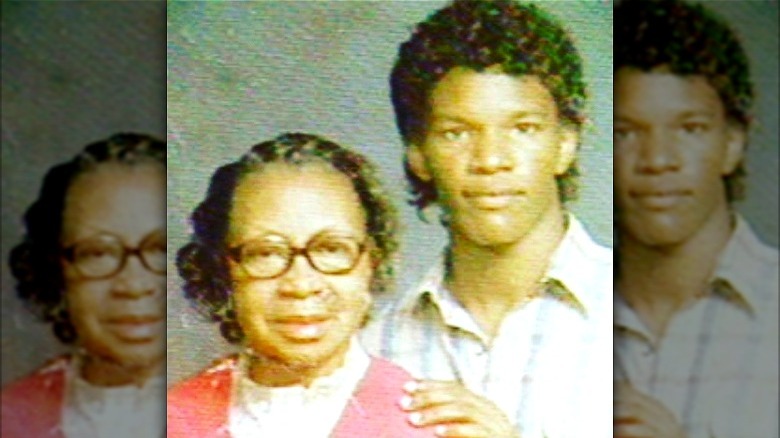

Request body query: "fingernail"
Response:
[399, 395, 413, 410]
[403, 380, 419, 393]
[408, 412, 422, 425]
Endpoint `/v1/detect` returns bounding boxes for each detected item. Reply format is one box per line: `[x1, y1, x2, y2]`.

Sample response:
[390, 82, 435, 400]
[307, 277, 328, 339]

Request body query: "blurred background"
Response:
[1, 1, 165, 384]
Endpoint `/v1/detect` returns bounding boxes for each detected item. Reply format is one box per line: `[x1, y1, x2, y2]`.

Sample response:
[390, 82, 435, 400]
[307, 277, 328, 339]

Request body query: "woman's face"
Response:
[227, 162, 373, 377]
[61, 163, 166, 369]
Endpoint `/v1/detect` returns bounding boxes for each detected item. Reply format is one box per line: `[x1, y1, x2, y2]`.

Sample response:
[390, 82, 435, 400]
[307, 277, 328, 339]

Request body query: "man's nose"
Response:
[636, 129, 681, 174]
[468, 130, 515, 174]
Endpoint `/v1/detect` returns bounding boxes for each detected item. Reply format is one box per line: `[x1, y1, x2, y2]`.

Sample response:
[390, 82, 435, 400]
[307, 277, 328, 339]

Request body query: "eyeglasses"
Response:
[227, 232, 367, 279]
[61, 231, 166, 279]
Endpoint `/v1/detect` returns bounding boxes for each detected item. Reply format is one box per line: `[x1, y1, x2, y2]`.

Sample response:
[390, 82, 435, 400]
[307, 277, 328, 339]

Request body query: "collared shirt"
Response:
[62, 356, 165, 438]
[361, 215, 613, 438]
[615, 216, 779, 438]
[229, 336, 371, 438]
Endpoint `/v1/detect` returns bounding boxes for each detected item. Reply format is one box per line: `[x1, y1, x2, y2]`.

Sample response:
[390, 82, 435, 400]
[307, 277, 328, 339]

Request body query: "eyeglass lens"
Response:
[67, 232, 166, 278]
[236, 233, 363, 278]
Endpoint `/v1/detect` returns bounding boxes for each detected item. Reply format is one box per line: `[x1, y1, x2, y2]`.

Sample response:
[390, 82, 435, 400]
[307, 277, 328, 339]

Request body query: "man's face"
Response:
[614, 68, 744, 248]
[408, 68, 577, 248]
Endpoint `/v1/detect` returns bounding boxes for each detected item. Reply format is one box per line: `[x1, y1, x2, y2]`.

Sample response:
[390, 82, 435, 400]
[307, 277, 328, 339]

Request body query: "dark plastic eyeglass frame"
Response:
[61, 232, 167, 280]
[226, 234, 368, 280]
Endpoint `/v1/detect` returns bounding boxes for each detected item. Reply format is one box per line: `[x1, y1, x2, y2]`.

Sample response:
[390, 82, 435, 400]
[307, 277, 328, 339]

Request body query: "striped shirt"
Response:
[361, 215, 613, 438]
[615, 216, 779, 438]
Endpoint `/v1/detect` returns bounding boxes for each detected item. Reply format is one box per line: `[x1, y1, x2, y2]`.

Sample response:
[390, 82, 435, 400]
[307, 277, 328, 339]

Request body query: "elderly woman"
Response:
[1, 134, 166, 438]
[168, 133, 435, 437]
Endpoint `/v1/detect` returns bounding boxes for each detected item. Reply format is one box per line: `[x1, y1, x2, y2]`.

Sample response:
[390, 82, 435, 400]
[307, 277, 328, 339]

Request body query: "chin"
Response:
[455, 216, 528, 248]
[624, 219, 697, 249]
[109, 343, 165, 369]
[274, 346, 339, 372]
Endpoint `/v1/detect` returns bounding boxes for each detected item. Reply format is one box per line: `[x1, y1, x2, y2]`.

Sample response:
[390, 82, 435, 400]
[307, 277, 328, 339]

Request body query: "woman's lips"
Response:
[105, 315, 163, 341]
[270, 315, 333, 341]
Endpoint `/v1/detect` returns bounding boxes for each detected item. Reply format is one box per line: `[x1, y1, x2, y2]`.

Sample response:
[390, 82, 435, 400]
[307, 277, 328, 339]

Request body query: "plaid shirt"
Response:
[615, 216, 779, 438]
[361, 215, 613, 438]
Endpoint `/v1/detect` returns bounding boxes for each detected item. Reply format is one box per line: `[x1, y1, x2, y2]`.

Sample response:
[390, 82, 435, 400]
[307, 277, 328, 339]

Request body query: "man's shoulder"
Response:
[723, 217, 779, 298]
[566, 215, 613, 264]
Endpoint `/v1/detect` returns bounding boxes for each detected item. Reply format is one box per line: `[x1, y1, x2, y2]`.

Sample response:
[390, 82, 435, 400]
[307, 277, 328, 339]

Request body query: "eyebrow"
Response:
[615, 108, 719, 126]
[675, 110, 717, 120]
[429, 111, 550, 125]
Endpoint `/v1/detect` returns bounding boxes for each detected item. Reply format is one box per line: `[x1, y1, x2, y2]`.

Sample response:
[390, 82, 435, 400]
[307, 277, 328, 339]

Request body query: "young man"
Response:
[613, 1, 778, 437]
[361, 2, 612, 437]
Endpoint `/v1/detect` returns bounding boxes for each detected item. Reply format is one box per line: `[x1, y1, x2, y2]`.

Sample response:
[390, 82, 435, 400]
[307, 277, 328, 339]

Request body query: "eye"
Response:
[143, 237, 167, 255]
[512, 122, 542, 135]
[242, 244, 287, 261]
[614, 126, 637, 143]
[680, 121, 709, 134]
[73, 243, 120, 261]
[78, 246, 111, 258]
[438, 127, 470, 142]
[315, 241, 350, 254]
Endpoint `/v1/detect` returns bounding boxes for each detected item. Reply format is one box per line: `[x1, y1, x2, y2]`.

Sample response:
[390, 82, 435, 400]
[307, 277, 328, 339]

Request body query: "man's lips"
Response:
[629, 189, 691, 209]
[462, 189, 524, 209]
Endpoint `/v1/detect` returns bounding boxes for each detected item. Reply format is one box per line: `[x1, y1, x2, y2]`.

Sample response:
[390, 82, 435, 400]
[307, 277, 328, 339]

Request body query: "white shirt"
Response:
[362, 215, 613, 438]
[229, 337, 370, 438]
[615, 216, 779, 438]
[62, 358, 165, 438]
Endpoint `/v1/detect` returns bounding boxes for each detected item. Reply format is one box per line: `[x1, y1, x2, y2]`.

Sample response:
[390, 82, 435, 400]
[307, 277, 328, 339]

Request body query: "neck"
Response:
[79, 353, 163, 388]
[246, 340, 349, 388]
[447, 206, 567, 337]
[617, 206, 734, 336]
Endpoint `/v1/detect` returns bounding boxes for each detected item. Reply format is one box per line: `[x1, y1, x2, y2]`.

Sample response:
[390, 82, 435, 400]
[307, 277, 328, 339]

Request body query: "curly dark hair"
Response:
[614, 0, 753, 202]
[176, 133, 399, 344]
[8, 133, 166, 344]
[390, 0, 588, 211]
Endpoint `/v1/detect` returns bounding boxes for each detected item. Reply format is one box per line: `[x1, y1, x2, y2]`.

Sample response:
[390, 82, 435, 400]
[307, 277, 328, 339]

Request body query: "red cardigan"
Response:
[167, 356, 436, 438]
[1, 356, 69, 438]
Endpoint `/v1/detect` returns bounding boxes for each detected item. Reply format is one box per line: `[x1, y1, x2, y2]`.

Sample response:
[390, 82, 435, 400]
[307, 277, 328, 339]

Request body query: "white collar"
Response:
[400, 214, 606, 317]
[235, 336, 370, 404]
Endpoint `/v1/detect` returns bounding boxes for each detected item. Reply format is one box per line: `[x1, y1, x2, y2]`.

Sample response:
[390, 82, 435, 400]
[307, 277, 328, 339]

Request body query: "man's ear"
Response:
[407, 143, 432, 182]
[554, 128, 579, 175]
[722, 125, 747, 175]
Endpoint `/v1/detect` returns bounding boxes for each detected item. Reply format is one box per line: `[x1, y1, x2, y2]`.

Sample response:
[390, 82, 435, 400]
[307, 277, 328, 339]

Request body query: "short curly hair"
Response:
[176, 133, 399, 344]
[8, 133, 166, 344]
[390, 0, 588, 210]
[614, 0, 753, 202]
